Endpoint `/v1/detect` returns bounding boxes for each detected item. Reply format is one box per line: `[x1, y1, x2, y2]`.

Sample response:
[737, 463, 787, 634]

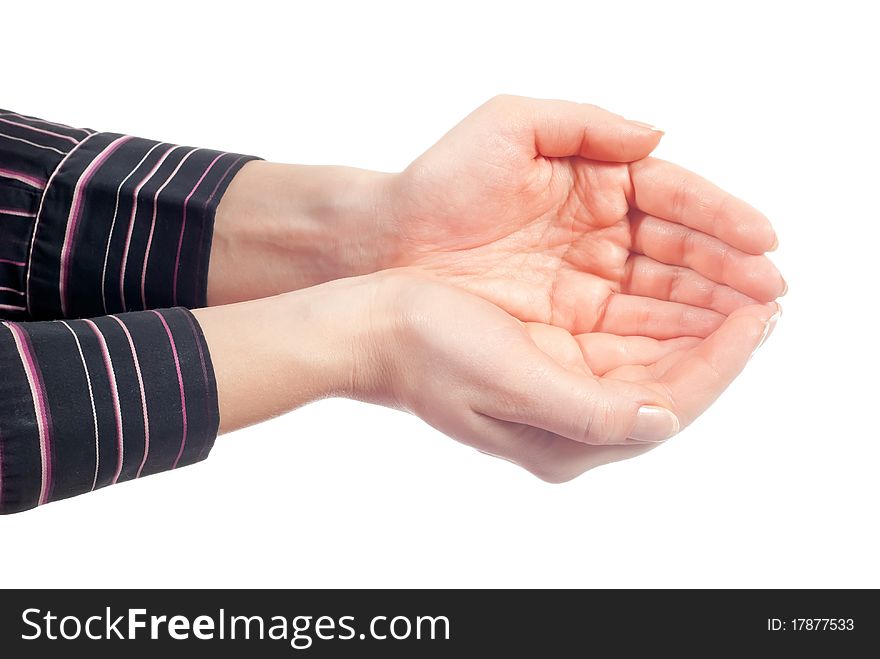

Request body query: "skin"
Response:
[198, 95, 785, 482]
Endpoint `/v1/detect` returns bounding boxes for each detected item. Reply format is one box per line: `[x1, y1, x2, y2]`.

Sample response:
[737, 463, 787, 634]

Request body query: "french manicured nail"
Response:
[750, 309, 781, 358]
[630, 406, 680, 443]
[630, 120, 664, 133]
[750, 322, 772, 359]
[767, 308, 780, 334]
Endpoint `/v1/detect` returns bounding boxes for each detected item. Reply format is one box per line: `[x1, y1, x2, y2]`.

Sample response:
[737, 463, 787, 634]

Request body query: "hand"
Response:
[213, 95, 786, 344]
[196, 271, 779, 482]
[385, 95, 786, 339]
[208, 95, 665, 304]
[367, 273, 779, 482]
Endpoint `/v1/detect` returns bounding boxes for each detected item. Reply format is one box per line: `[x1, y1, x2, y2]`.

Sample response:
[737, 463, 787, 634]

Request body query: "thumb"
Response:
[478, 94, 664, 162]
[477, 348, 679, 446]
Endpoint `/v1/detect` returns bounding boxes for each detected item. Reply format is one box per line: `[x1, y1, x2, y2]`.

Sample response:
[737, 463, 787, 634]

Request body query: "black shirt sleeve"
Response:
[0, 109, 256, 513]
[0, 108, 259, 319]
[0, 307, 219, 514]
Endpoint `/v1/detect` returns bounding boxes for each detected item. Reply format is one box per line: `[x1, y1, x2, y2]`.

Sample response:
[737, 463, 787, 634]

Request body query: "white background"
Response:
[3, 0, 878, 588]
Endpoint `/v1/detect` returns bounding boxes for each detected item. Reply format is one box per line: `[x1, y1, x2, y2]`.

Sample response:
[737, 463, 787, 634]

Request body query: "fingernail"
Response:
[630, 406, 680, 443]
[781, 277, 788, 296]
[769, 235, 779, 251]
[750, 309, 780, 358]
[750, 322, 772, 359]
[630, 120, 664, 133]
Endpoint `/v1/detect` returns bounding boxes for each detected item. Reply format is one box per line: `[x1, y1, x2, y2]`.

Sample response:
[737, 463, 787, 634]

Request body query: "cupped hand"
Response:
[359, 272, 778, 482]
[385, 95, 785, 342]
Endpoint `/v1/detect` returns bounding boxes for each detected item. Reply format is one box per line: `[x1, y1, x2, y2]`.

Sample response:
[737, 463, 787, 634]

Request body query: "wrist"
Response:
[209, 161, 399, 305]
[277, 270, 415, 406]
[194, 273, 395, 433]
[280, 274, 400, 402]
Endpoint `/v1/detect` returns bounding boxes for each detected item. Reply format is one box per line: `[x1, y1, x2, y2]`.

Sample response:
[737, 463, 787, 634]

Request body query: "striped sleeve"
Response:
[0, 108, 260, 320]
[0, 307, 219, 514]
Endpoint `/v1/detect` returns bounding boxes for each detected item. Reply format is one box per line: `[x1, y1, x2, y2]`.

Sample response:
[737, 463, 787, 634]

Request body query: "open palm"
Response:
[390, 95, 784, 339]
[380, 96, 784, 473]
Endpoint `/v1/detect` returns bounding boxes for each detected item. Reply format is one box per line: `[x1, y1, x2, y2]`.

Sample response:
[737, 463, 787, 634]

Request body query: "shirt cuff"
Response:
[24, 131, 259, 319]
[0, 109, 89, 320]
[0, 307, 219, 514]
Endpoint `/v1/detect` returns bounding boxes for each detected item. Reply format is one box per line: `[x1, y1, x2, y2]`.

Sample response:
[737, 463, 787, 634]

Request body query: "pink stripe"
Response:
[3, 322, 52, 505]
[140, 148, 199, 309]
[0, 303, 26, 312]
[0, 286, 24, 295]
[119, 145, 180, 311]
[0, 168, 46, 189]
[182, 310, 214, 462]
[109, 315, 150, 479]
[151, 310, 188, 468]
[0, 117, 80, 144]
[59, 135, 133, 317]
[172, 153, 224, 306]
[83, 319, 125, 484]
[0, 208, 36, 218]
[100, 142, 166, 314]
[26, 131, 100, 313]
[0, 428, 4, 509]
[191, 155, 247, 303]
[204, 155, 246, 209]
[0, 112, 92, 137]
[0, 258, 26, 267]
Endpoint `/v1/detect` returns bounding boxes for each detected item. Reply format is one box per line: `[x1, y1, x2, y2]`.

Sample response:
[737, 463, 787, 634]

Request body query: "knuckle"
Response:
[671, 177, 689, 218]
[525, 461, 574, 484]
[515, 433, 576, 483]
[592, 381, 640, 445]
[579, 395, 616, 444]
[667, 265, 685, 300]
[486, 94, 517, 110]
[527, 458, 590, 484]
[514, 432, 557, 473]
[628, 157, 647, 178]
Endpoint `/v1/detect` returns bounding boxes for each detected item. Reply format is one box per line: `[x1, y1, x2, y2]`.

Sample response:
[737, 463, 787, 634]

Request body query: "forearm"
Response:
[208, 162, 397, 306]
[0, 271, 397, 514]
[0, 106, 399, 316]
[193, 274, 392, 433]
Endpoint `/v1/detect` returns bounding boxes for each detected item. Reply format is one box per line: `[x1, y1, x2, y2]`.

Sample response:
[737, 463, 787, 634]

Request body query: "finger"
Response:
[658, 302, 780, 427]
[481, 95, 663, 162]
[623, 253, 763, 314]
[526, 321, 699, 376]
[629, 157, 778, 254]
[602, 364, 656, 383]
[590, 294, 726, 339]
[476, 346, 679, 446]
[470, 415, 655, 483]
[524, 322, 592, 375]
[630, 212, 786, 302]
[574, 332, 699, 376]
